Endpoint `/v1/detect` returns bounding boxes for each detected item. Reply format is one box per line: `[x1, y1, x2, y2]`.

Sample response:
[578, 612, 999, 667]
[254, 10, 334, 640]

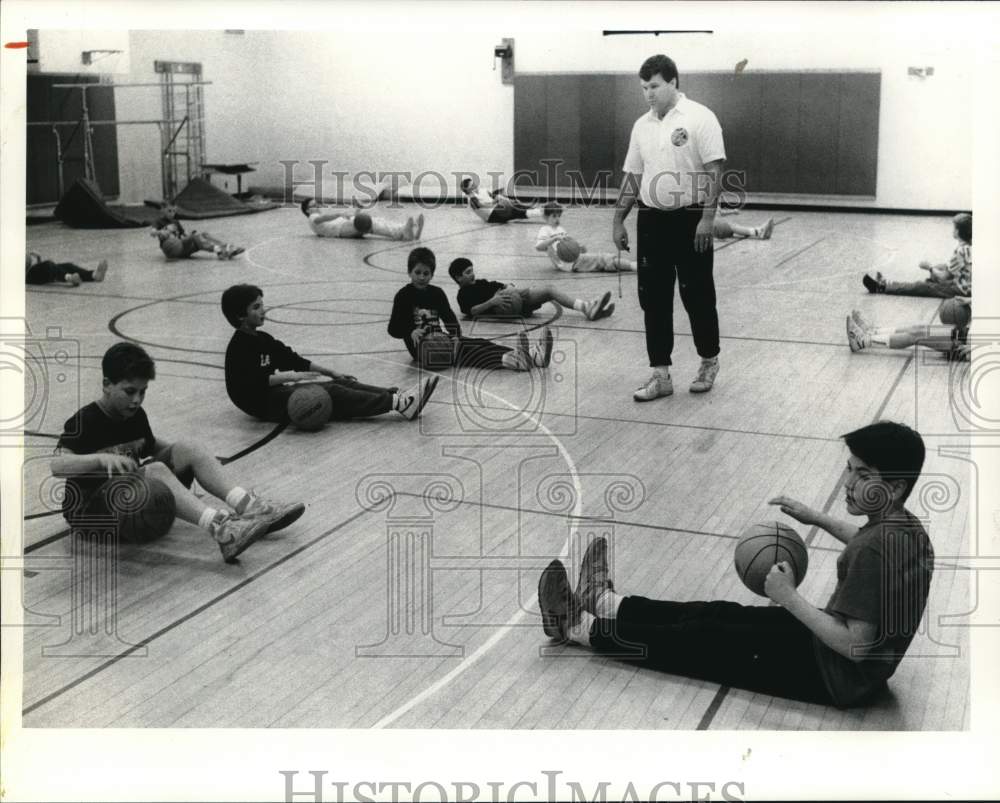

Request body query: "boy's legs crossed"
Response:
[589, 596, 832, 704]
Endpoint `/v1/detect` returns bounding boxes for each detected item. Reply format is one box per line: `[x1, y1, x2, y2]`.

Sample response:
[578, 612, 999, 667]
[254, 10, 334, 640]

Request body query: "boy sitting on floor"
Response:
[539, 421, 933, 709]
[222, 284, 437, 424]
[150, 206, 244, 261]
[51, 342, 304, 562]
[448, 257, 615, 321]
[535, 202, 637, 272]
[300, 198, 423, 241]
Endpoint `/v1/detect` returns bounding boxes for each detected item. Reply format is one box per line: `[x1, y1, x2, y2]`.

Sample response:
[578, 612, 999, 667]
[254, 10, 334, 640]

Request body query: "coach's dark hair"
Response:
[407, 247, 436, 273]
[639, 54, 679, 87]
[448, 257, 473, 282]
[102, 342, 156, 384]
[842, 421, 925, 502]
[221, 283, 264, 328]
[953, 212, 972, 244]
[299, 197, 314, 217]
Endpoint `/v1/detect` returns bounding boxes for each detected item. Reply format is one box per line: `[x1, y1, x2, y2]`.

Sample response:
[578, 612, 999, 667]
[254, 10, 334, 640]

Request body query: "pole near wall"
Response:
[44, 80, 212, 200]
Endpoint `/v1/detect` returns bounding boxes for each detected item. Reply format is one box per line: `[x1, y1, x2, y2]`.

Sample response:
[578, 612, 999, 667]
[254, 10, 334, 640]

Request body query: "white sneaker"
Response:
[846, 314, 871, 353]
[633, 371, 673, 401]
[396, 376, 440, 420]
[414, 213, 425, 240]
[759, 218, 774, 240]
[690, 358, 719, 393]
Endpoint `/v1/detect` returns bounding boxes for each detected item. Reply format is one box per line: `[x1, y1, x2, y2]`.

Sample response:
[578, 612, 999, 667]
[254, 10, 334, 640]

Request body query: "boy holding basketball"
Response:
[299, 198, 423, 241]
[51, 343, 305, 563]
[536, 203, 637, 273]
[539, 421, 933, 708]
[388, 247, 553, 371]
[448, 257, 615, 321]
[222, 284, 438, 423]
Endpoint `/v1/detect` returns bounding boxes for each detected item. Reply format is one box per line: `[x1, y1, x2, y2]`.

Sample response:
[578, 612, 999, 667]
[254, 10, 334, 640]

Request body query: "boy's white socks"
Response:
[573, 299, 585, 312]
[198, 506, 223, 531]
[226, 487, 251, 512]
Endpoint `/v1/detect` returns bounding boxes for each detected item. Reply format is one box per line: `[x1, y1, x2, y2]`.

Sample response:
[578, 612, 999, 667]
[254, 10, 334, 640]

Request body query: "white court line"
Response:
[371, 350, 582, 730]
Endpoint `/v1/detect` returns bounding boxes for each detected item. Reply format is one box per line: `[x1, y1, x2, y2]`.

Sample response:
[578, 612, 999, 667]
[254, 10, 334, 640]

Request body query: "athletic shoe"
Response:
[239, 493, 307, 534]
[759, 218, 774, 240]
[396, 375, 440, 420]
[228, 246, 245, 258]
[414, 213, 425, 240]
[846, 314, 871, 352]
[575, 537, 614, 615]
[851, 308, 875, 330]
[538, 559, 575, 641]
[862, 272, 886, 294]
[530, 326, 554, 368]
[403, 218, 416, 241]
[689, 358, 719, 393]
[633, 371, 673, 401]
[93, 260, 108, 282]
[516, 330, 531, 366]
[66, 273, 82, 286]
[212, 513, 271, 563]
[583, 291, 614, 321]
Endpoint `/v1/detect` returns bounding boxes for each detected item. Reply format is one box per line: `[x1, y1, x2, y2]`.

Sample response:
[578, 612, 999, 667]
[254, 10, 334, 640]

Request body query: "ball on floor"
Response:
[556, 237, 582, 264]
[104, 475, 176, 544]
[287, 384, 332, 431]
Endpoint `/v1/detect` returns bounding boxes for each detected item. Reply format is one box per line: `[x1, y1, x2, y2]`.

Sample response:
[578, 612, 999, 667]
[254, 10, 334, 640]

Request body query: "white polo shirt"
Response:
[623, 93, 726, 210]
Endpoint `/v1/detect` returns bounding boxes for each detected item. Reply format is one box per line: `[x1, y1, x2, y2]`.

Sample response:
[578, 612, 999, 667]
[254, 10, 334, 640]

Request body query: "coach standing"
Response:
[613, 54, 726, 400]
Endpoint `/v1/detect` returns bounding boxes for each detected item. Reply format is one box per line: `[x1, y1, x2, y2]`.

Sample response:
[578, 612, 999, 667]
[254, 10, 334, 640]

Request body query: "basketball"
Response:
[287, 384, 333, 431]
[734, 522, 808, 597]
[419, 330, 455, 369]
[104, 475, 176, 544]
[353, 212, 373, 234]
[556, 236, 582, 264]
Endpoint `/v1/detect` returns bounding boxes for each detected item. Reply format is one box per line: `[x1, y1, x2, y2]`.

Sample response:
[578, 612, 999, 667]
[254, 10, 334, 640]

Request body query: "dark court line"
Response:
[774, 237, 826, 268]
[22, 507, 371, 717]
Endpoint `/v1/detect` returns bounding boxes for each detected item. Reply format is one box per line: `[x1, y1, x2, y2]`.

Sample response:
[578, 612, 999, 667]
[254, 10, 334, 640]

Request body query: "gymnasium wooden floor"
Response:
[20, 203, 972, 730]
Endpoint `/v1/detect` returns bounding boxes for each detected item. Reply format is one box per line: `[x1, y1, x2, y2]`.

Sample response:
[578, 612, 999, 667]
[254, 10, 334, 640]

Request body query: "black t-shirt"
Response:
[387, 284, 461, 359]
[456, 279, 507, 316]
[56, 401, 157, 517]
[225, 329, 312, 417]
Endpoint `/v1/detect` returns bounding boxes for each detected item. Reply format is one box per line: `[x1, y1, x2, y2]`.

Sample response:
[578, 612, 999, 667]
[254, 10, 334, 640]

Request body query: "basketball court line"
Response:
[21, 507, 373, 717]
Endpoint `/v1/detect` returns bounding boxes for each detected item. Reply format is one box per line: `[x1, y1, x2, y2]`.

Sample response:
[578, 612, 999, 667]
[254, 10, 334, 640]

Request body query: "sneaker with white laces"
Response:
[633, 371, 673, 401]
[396, 375, 440, 420]
[583, 291, 614, 321]
[212, 512, 271, 563]
[846, 314, 871, 353]
[530, 326, 554, 368]
[690, 358, 719, 393]
[575, 537, 614, 615]
[239, 493, 306, 534]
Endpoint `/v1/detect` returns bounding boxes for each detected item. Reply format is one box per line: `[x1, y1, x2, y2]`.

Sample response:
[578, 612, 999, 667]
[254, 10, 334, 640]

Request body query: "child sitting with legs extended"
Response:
[300, 198, 423, 241]
[535, 202, 637, 272]
[539, 421, 933, 709]
[25, 252, 108, 286]
[862, 212, 971, 297]
[460, 177, 544, 225]
[222, 284, 438, 423]
[51, 342, 305, 563]
[449, 257, 615, 322]
[388, 247, 554, 372]
[712, 213, 774, 241]
[151, 207, 244, 261]
[846, 297, 972, 361]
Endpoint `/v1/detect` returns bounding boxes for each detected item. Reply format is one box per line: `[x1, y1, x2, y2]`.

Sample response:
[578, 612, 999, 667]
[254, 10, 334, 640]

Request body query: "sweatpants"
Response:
[25, 261, 96, 285]
[589, 596, 834, 705]
[636, 205, 720, 367]
[264, 378, 394, 423]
